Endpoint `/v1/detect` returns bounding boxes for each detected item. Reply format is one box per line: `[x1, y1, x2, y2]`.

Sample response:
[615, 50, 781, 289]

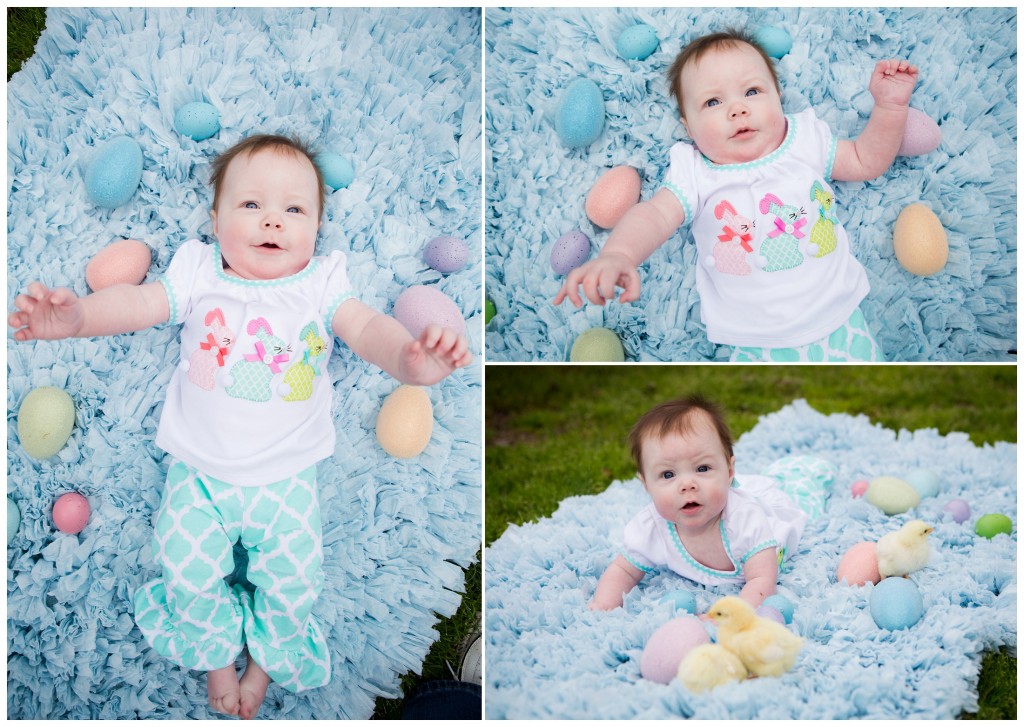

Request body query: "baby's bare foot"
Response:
[238, 655, 271, 720]
[207, 664, 241, 717]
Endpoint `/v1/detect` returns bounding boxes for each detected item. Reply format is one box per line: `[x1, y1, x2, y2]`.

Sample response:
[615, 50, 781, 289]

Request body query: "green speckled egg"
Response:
[17, 387, 76, 460]
[974, 513, 1012, 539]
[569, 327, 625, 362]
[866, 476, 920, 515]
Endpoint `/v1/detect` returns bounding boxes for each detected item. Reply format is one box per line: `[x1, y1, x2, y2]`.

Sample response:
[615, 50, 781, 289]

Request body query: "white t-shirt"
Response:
[620, 474, 807, 587]
[663, 108, 870, 348]
[155, 239, 355, 486]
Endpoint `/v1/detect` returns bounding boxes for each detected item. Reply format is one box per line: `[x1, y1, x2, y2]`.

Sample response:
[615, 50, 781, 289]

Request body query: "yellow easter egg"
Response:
[584, 166, 641, 229]
[866, 476, 921, 515]
[376, 385, 434, 458]
[893, 203, 948, 276]
[17, 387, 76, 460]
[86, 238, 152, 291]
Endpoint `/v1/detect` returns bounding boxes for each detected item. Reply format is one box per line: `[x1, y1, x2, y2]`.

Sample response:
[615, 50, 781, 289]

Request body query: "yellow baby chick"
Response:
[677, 643, 748, 692]
[705, 597, 803, 678]
[876, 519, 933, 578]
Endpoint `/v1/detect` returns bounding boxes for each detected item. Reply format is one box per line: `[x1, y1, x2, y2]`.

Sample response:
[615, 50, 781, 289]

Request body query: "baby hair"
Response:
[629, 394, 734, 471]
[666, 28, 781, 120]
[210, 134, 326, 218]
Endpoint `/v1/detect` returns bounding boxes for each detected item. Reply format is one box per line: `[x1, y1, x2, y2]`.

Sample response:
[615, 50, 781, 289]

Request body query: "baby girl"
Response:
[9, 135, 472, 718]
[555, 29, 919, 362]
[590, 395, 832, 610]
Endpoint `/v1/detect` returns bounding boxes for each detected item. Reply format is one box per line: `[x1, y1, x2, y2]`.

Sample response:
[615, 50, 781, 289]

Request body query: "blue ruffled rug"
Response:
[7, 7, 481, 720]
[484, 400, 1016, 719]
[485, 7, 1017, 361]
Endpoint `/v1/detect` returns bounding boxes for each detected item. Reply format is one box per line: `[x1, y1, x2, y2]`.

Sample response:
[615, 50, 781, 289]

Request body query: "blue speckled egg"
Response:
[904, 468, 941, 499]
[755, 25, 793, 59]
[869, 577, 924, 630]
[316, 152, 355, 191]
[8, 498, 20, 545]
[762, 594, 795, 624]
[556, 78, 605, 149]
[617, 24, 659, 61]
[550, 230, 591, 274]
[84, 136, 144, 209]
[173, 102, 220, 141]
[423, 235, 469, 273]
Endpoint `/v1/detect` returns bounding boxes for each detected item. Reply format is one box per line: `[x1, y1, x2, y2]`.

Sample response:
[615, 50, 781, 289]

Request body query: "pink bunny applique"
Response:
[706, 200, 755, 276]
[187, 308, 236, 391]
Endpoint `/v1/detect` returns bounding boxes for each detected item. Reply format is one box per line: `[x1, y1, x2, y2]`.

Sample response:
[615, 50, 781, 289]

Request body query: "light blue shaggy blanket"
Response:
[485, 7, 1017, 361]
[485, 401, 1017, 719]
[7, 7, 481, 720]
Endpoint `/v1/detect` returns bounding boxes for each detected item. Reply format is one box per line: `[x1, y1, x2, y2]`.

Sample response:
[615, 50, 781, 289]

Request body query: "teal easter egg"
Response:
[974, 513, 1012, 539]
[869, 577, 924, 630]
[616, 24, 659, 61]
[866, 476, 920, 515]
[569, 327, 624, 362]
[8, 498, 20, 544]
[316, 152, 355, 191]
[762, 594, 795, 624]
[84, 136, 144, 209]
[556, 78, 605, 148]
[754, 26, 792, 59]
[659, 590, 697, 614]
[173, 102, 220, 141]
[904, 468, 941, 499]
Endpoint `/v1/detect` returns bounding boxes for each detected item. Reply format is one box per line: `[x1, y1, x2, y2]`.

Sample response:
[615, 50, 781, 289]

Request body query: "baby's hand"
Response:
[868, 59, 919, 109]
[398, 324, 472, 385]
[8, 283, 85, 341]
[553, 253, 641, 308]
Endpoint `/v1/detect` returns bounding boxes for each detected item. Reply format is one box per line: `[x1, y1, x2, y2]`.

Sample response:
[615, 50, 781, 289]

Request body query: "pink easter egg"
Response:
[897, 107, 941, 157]
[392, 285, 466, 339]
[85, 238, 152, 291]
[851, 479, 869, 498]
[52, 492, 90, 535]
[585, 166, 641, 229]
[836, 541, 880, 586]
[639, 615, 710, 684]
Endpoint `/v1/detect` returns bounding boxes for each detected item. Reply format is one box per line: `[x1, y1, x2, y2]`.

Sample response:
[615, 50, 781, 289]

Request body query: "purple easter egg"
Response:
[942, 498, 971, 524]
[755, 604, 786, 625]
[392, 285, 466, 339]
[851, 479, 869, 498]
[423, 235, 469, 274]
[550, 230, 592, 275]
[640, 616, 710, 684]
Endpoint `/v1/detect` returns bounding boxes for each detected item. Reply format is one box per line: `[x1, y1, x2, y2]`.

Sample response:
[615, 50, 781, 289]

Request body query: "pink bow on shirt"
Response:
[199, 333, 230, 367]
[768, 216, 807, 239]
[718, 226, 754, 253]
[245, 341, 289, 373]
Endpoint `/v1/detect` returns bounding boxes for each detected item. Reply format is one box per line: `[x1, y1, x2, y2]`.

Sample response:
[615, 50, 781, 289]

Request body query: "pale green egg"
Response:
[17, 387, 76, 460]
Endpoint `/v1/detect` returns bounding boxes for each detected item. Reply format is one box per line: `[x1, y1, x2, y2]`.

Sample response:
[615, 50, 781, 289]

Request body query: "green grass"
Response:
[485, 364, 1016, 719]
[7, 7, 47, 80]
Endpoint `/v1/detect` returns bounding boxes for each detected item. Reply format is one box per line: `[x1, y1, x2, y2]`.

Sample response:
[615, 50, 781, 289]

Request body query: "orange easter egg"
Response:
[836, 541, 881, 586]
[85, 239, 152, 291]
[585, 166, 641, 229]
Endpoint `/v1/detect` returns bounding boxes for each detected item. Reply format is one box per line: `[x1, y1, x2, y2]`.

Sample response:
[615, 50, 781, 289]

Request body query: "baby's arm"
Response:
[832, 59, 919, 182]
[738, 547, 778, 609]
[553, 188, 685, 307]
[9, 282, 169, 341]
[589, 555, 645, 611]
[332, 298, 471, 386]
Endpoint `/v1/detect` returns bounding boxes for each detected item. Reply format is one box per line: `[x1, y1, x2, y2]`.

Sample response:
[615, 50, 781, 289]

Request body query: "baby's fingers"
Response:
[25, 282, 51, 301]
[617, 269, 642, 304]
[13, 293, 38, 316]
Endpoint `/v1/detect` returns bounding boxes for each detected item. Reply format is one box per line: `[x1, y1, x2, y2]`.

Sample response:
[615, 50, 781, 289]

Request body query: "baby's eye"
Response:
[745, 88, 760, 97]
[704, 98, 720, 108]
[244, 201, 258, 209]
[660, 471, 675, 480]
[697, 464, 710, 473]
[287, 206, 303, 214]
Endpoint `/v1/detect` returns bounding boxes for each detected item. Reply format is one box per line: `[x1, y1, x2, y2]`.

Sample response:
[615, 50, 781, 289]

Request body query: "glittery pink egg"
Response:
[640, 616, 710, 684]
[851, 479, 869, 498]
[392, 285, 466, 339]
[52, 492, 90, 535]
[836, 541, 880, 586]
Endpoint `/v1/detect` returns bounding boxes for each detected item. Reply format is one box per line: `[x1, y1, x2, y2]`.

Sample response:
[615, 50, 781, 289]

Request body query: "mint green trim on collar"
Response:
[740, 540, 778, 565]
[157, 275, 179, 325]
[699, 114, 797, 171]
[621, 550, 657, 574]
[662, 181, 693, 224]
[212, 242, 320, 287]
[825, 135, 838, 180]
[323, 290, 356, 337]
[666, 519, 739, 578]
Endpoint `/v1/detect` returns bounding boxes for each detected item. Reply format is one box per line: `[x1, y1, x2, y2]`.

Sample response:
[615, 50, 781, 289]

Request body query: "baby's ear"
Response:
[210, 209, 219, 237]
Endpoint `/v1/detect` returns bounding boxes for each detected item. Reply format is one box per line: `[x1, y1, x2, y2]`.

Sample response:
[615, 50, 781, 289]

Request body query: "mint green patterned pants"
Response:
[133, 460, 330, 693]
[763, 455, 835, 521]
[730, 307, 884, 362]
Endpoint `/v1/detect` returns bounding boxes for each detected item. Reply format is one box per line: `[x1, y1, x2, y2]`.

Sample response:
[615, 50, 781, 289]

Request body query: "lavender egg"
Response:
[755, 604, 786, 625]
[393, 285, 466, 339]
[423, 235, 469, 273]
[550, 230, 591, 275]
[942, 498, 971, 524]
[898, 108, 942, 156]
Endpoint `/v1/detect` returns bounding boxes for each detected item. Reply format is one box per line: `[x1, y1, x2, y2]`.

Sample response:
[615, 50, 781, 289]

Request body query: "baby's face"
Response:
[678, 43, 786, 165]
[639, 417, 735, 535]
[211, 148, 320, 280]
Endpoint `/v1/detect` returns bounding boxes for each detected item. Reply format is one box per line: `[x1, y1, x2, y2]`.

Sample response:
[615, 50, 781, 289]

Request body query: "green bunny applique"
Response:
[808, 181, 839, 258]
[282, 323, 326, 403]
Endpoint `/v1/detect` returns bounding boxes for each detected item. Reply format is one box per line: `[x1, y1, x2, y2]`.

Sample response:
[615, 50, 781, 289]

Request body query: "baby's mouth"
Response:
[732, 127, 755, 139]
[258, 242, 282, 250]
[681, 501, 702, 512]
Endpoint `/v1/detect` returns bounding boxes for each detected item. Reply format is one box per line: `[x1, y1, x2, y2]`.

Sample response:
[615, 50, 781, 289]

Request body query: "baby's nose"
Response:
[262, 215, 283, 229]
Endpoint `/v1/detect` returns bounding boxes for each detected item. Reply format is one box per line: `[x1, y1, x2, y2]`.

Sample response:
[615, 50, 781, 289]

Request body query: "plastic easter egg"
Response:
[316, 152, 355, 191]
[866, 476, 920, 515]
[392, 285, 466, 339]
[84, 136, 144, 209]
[173, 101, 220, 141]
[585, 166, 641, 229]
[974, 513, 1012, 539]
[18, 387, 76, 460]
[550, 230, 592, 274]
[893, 203, 948, 276]
[640, 616, 710, 684]
[52, 492, 90, 535]
[8, 498, 20, 544]
[836, 541, 881, 586]
[423, 235, 469, 273]
[869, 576, 924, 630]
[659, 590, 697, 614]
[755, 604, 786, 625]
[762, 594, 795, 624]
[556, 78, 605, 149]
[375, 385, 433, 458]
[85, 238, 152, 291]
[616, 24, 659, 61]
[569, 327, 624, 362]
[677, 644, 747, 692]
[850, 479, 869, 498]
[484, 298, 496, 324]
[754, 26, 793, 59]
[942, 498, 971, 524]
[897, 107, 941, 156]
[904, 468, 941, 499]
